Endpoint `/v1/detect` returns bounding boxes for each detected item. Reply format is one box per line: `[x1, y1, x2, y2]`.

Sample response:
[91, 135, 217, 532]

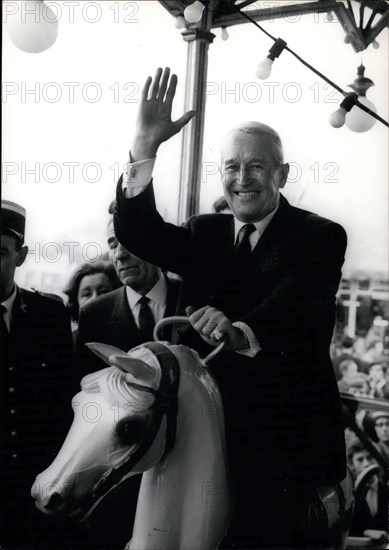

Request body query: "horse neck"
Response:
[131, 348, 231, 550]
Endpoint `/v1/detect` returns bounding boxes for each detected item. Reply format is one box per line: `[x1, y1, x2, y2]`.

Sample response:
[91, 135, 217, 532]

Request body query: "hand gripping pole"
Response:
[153, 316, 226, 366]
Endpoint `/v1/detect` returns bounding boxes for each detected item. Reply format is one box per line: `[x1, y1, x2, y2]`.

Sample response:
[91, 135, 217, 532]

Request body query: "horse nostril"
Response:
[46, 492, 64, 511]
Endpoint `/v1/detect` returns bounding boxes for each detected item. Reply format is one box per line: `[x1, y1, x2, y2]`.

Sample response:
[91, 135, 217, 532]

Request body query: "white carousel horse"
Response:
[31, 338, 231, 550]
[32, 317, 354, 549]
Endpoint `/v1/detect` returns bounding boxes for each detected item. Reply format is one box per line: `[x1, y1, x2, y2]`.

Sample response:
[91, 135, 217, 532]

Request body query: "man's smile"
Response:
[235, 191, 259, 199]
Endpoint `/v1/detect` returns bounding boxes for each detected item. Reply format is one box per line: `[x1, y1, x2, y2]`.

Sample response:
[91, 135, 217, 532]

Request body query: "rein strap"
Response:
[84, 343, 180, 516]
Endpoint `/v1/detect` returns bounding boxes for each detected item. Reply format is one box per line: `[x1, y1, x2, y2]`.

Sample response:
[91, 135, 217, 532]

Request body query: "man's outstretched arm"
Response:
[114, 67, 196, 273]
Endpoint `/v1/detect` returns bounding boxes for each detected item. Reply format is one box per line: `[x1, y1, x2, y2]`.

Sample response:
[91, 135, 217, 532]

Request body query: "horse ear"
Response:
[109, 355, 158, 387]
[85, 342, 128, 366]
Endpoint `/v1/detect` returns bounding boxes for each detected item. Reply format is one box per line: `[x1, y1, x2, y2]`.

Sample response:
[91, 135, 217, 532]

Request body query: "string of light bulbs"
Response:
[181, 0, 388, 131]
[235, 6, 389, 130]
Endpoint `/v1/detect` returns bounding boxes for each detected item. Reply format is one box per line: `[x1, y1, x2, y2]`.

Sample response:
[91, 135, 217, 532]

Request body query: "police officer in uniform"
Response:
[0, 200, 78, 549]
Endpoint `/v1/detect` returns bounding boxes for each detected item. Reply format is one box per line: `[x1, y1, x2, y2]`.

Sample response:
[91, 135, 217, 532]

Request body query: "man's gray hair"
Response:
[224, 121, 284, 164]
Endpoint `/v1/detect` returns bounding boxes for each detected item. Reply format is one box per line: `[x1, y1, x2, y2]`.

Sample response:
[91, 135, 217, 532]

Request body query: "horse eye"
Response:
[115, 413, 150, 444]
[117, 420, 132, 438]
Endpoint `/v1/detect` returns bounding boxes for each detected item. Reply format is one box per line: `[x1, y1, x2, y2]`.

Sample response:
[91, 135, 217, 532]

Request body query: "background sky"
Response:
[2, 0, 388, 295]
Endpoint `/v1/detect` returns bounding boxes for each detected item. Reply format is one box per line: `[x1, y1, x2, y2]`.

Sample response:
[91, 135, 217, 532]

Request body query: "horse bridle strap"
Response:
[144, 342, 180, 459]
[85, 342, 180, 513]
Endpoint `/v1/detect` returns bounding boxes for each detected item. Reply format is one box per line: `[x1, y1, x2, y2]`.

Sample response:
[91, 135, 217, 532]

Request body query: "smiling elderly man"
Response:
[113, 67, 348, 548]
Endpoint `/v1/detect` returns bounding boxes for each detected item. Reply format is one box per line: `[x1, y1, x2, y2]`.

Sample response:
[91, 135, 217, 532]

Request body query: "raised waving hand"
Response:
[131, 67, 196, 161]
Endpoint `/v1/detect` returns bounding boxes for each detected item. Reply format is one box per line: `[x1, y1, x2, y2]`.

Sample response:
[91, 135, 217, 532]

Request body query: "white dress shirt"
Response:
[234, 209, 278, 249]
[125, 272, 168, 327]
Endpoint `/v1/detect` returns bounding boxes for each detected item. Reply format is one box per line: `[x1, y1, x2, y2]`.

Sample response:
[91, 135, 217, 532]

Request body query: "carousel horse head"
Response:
[31, 340, 231, 550]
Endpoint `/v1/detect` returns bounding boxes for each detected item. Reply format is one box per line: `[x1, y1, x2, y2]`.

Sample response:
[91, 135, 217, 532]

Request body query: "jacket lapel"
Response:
[10, 288, 29, 333]
[250, 194, 293, 271]
[222, 214, 236, 253]
[164, 278, 180, 318]
[106, 287, 140, 350]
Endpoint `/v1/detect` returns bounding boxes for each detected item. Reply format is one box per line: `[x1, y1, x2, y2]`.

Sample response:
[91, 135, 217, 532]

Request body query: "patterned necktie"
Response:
[138, 296, 155, 342]
[234, 223, 256, 262]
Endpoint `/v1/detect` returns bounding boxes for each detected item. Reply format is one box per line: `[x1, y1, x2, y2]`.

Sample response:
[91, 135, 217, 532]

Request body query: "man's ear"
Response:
[279, 163, 289, 189]
[16, 245, 28, 267]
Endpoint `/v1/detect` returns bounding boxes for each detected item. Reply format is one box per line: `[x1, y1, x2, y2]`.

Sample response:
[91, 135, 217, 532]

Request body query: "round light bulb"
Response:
[344, 34, 352, 44]
[175, 15, 186, 29]
[221, 27, 229, 41]
[7, 0, 59, 53]
[372, 40, 380, 49]
[329, 107, 347, 128]
[184, 1, 205, 23]
[327, 11, 334, 21]
[255, 57, 273, 80]
[345, 96, 377, 132]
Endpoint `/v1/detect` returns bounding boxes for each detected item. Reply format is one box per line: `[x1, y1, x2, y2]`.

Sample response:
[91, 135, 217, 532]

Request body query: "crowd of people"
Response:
[1, 66, 388, 549]
[330, 320, 389, 545]
[332, 335, 389, 545]
[332, 334, 389, 399]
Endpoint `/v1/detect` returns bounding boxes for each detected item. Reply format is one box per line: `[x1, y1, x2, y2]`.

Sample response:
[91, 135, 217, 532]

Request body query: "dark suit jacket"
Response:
[114, 182, 347, 491]
[1, 287, 76, 548]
